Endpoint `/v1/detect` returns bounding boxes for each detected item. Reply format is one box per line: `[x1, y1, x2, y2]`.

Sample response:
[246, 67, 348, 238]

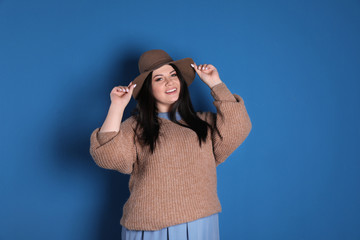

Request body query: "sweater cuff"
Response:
[96, 128, 119, 145]
[210, 82, 237, 101]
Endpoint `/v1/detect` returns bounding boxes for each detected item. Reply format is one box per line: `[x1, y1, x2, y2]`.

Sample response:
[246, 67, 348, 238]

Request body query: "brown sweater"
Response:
[89, 82, 252, 231]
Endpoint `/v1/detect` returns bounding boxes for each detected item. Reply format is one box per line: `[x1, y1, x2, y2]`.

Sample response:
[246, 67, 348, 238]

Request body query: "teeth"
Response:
[166, 88, 176, 93]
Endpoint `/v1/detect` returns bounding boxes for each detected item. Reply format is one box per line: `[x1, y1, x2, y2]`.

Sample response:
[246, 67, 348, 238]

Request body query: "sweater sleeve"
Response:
[89, 116, 137, 174]
[208, 82, 252, 167]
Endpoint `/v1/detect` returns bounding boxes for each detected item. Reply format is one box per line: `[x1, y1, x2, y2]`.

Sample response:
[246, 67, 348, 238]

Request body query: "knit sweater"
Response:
[89, 82, 252, 231]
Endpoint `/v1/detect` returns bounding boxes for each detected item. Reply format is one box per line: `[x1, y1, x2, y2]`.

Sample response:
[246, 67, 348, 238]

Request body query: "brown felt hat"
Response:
[132, 49, 196, 99]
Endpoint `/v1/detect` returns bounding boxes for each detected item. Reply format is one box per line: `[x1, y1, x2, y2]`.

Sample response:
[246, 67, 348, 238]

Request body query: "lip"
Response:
[165, 88, 177, 94]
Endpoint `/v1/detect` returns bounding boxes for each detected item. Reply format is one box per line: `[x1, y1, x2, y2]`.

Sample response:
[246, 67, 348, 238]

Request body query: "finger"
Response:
[124, 83, 136, 93]
[114, 91, 123, 97]
[205, 64, 213, 71]
[206, 64, 214, 70]
[112, 89, 124, 97]
[191, 62, 200, 74]
[129, 82, 137, 95]
[202, 64, 208, 70]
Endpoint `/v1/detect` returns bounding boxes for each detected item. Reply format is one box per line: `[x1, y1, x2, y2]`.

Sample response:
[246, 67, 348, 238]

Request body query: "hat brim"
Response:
[132, 58, 195, 99]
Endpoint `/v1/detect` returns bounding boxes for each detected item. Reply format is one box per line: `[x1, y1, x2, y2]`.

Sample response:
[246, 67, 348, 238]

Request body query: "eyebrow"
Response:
[153, 70, 176, 79]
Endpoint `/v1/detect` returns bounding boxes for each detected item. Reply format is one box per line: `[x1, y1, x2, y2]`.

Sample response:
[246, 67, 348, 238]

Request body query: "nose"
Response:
[164, 77, 174, 86]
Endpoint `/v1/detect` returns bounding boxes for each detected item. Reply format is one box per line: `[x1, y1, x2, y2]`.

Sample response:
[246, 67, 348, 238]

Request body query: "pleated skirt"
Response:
[121, 213, 220, 240]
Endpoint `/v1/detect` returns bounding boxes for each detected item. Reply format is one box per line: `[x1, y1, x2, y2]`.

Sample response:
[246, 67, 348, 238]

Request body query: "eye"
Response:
[155, 78, 162, 81]
[171, 73, 177, 77]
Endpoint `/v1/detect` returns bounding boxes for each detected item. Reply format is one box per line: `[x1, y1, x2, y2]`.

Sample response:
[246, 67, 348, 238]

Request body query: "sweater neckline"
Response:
[157, 111, 184, 123]
[158, 117, 189, 126]
[159, 117, 186, 124]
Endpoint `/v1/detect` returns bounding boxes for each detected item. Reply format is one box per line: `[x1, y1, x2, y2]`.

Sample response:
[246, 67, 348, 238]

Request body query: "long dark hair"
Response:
[131, 63, 221, 154]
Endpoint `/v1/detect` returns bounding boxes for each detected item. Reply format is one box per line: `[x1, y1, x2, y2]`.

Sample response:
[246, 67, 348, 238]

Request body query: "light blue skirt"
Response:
[121, 213, 220, 240]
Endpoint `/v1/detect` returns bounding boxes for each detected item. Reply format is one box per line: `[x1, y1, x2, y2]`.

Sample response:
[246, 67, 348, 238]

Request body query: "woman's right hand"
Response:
[110, 81, 137, 108]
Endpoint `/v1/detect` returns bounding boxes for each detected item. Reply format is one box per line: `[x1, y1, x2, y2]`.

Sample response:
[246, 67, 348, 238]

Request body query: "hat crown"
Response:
[138, 49, 173, 73]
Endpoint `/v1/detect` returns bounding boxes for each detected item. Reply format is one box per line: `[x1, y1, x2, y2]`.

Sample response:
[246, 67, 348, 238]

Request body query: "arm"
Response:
[89, 81, 137, 174]
[89, 116, 137, 174]
[191, 63, 252, 166]
[209, 82, 252, 166]
[99, 102, 125, 133]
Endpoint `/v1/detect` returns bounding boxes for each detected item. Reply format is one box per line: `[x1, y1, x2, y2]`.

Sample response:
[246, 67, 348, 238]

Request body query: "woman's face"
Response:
[151, 64, 181, 112]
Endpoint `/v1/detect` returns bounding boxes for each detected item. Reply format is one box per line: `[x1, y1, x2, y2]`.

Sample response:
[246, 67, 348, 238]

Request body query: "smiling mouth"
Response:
[165, 88, 177, 94]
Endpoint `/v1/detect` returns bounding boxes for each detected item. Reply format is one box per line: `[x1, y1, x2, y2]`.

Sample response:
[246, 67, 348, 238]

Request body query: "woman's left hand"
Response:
[191, 63, 223, 88]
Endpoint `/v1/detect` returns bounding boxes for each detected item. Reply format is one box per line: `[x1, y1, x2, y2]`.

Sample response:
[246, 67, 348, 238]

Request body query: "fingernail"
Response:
[190, 64, 194, 67]
[126, 89, 129, 92]
[134, 84, 137, 88]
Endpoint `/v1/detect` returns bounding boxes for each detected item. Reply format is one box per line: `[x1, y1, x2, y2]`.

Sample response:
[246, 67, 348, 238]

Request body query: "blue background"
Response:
[1, 0, 359, 239]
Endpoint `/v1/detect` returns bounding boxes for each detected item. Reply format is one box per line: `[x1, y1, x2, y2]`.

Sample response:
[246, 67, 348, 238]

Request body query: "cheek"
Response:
[175, 80, 180, 88]
[151, 84, 163, 98]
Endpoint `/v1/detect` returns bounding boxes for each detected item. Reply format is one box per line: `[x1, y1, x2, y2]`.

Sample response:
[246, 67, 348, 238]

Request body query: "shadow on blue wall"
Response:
[53, 49, 144, 239]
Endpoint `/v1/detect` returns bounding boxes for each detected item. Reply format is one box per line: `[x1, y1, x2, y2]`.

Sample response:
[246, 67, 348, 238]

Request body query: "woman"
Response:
[89, 49, 252, 240]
